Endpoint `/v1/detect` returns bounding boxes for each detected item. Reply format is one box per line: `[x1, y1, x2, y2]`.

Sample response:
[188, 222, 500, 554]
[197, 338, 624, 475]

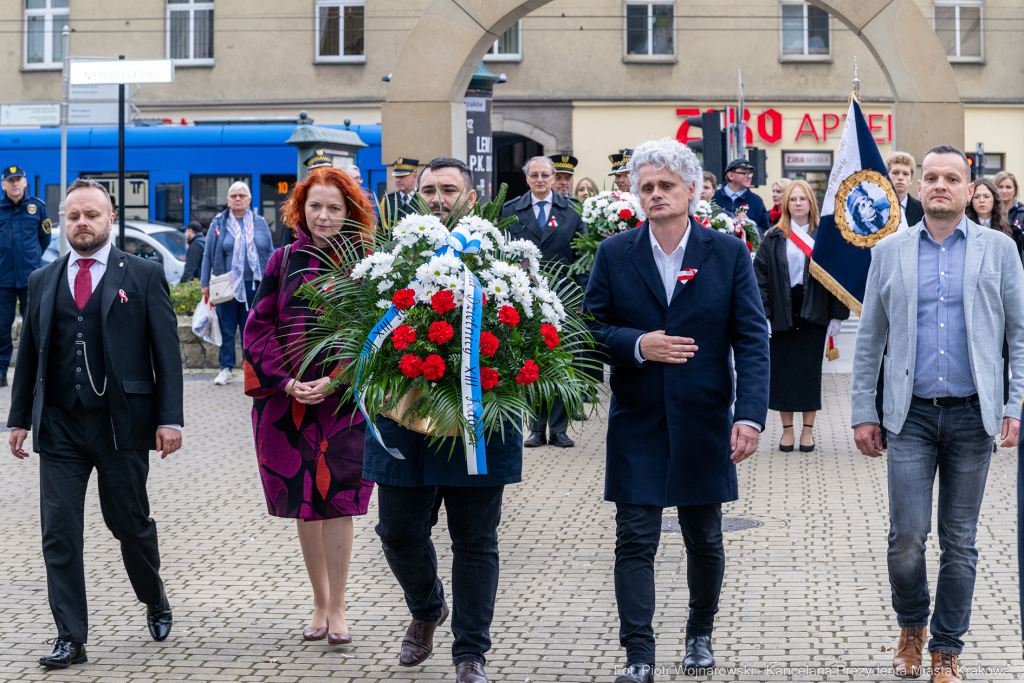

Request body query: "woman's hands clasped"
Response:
[285, 377, 336, 405]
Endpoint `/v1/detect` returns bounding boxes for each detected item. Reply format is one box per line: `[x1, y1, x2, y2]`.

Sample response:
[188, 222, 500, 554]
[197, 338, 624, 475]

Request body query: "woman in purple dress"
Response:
[243, 166, 376, 644]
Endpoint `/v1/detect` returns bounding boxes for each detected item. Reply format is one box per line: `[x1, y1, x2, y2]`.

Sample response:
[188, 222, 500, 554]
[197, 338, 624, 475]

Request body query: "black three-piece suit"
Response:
[500, 191, 587, 436]
[7, 244, 184, 644]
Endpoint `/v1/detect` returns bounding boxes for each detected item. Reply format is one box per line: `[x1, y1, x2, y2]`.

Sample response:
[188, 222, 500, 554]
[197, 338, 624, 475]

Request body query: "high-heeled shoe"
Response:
[328, 631, 352, 645]
[302, 625, 328, 641]
[799, 424, 815, 452]
[779, 424, 794, 452]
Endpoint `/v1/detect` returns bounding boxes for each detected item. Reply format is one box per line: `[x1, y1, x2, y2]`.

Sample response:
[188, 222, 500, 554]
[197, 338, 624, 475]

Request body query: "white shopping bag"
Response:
[191, 296, 223, 347]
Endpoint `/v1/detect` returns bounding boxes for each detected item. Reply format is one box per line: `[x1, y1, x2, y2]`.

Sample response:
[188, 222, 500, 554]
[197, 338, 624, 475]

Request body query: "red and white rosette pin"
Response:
[118, 289, 128, 303]
[677, 268, 697, 282]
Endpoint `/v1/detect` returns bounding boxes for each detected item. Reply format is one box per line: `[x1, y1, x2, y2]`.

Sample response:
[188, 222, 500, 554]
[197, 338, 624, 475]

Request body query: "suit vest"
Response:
[46, 272, 107, 411]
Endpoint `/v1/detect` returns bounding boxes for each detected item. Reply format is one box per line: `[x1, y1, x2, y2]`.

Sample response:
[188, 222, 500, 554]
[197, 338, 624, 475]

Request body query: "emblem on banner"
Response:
[835, 169, 900, 248]
[677, 268, 697, 282]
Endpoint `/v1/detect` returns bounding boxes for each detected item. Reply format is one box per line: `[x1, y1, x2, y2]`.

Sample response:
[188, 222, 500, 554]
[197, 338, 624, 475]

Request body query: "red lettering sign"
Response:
[757, 109, 782, 144]
[795, 114, 820, 142]
[822, 113, 840, 141]
[675, 108, 701, 144]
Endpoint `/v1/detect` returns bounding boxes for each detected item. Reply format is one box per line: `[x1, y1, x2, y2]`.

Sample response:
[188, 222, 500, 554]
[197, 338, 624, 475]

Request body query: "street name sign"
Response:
[69, 59, 174, 85]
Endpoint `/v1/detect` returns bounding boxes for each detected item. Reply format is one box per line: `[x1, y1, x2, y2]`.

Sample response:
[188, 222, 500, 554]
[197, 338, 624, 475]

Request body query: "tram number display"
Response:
[277, 181, 290, 195]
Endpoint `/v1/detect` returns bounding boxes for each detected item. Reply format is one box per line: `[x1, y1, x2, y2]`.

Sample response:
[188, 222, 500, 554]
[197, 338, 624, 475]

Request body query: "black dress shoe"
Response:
[683, 634, 715, 674]
[524, 432, 546, 448]
[39, 639, 87, 668]
[0, 374, 8, 387]
[147, 589, 173, 642]
[549, 432, 575, 448]
[614, 663, 654, 682]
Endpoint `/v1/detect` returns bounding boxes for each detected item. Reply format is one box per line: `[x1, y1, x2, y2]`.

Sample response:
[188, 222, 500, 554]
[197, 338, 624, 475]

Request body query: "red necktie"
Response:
[74, 258, 96, 310]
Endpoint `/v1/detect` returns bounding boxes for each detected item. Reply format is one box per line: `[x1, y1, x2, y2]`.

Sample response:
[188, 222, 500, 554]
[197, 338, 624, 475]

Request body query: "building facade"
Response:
[1, 0, 1019, 203]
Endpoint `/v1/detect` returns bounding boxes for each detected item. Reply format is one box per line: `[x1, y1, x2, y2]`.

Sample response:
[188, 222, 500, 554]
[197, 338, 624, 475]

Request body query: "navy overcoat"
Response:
[585, 218, 770, 507]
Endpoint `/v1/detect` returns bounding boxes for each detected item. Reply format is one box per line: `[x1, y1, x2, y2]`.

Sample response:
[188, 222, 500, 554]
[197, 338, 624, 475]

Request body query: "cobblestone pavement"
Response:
[0, 372, 1020, 682]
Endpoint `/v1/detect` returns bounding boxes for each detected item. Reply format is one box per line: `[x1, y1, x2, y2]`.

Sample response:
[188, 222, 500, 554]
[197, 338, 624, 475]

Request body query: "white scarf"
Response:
[227, 209, 261, 303]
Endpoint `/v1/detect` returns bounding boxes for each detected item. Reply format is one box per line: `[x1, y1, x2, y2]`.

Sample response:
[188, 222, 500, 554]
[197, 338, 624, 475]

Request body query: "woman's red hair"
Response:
[281, 167, 376, 243]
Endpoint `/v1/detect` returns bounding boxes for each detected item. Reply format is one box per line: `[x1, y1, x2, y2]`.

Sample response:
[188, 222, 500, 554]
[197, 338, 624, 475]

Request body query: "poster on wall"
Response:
[465, 95, 493, 204]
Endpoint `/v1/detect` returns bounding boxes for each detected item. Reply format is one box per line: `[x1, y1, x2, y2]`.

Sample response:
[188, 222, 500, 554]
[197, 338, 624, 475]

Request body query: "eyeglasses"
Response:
[526, 173, 553, 181]
[731, 170, 754, 177]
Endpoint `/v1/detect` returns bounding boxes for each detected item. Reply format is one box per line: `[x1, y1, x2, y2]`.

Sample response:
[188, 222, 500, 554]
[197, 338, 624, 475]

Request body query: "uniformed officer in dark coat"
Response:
[382, 158, 419, 225]
[610, 150, 634, 192]
[499, 155, 587, 448]
[0, 165, 51, 385]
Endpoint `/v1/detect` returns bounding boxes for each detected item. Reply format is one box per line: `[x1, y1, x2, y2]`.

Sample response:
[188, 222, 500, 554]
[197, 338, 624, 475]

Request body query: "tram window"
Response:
[260, 174, 296, 247]
[155, 183, 185, 227]
[190, 175, 250, 229]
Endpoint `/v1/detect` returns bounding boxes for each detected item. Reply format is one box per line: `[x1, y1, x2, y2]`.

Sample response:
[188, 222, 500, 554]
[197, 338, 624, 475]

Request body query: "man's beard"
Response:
[70, 230, 110, 254]
[924, 198, 967, 220]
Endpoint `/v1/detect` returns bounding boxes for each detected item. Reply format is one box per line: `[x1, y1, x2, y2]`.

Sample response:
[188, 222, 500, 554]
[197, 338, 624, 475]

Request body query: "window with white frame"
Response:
[780, 1, 830, 59]
[484, 21, 521, 62]
[24, 0, 69, 69]
[624, 2, 675, 59]
[315, 0, 365, 63]
[167, 0, 214, 65]
[934, 1, 982, 61]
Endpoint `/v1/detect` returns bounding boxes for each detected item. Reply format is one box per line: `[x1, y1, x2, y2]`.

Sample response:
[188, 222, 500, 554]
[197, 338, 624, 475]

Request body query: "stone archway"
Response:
[382, 0, 963, 167]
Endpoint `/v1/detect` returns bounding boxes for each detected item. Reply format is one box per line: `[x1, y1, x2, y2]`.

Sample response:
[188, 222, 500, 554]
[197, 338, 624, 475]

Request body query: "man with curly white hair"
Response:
[585, 138, 770, 682]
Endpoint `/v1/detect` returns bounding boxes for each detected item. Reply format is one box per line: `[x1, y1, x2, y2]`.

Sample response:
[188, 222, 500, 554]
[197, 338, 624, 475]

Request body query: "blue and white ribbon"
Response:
[355, 226, 491, 474]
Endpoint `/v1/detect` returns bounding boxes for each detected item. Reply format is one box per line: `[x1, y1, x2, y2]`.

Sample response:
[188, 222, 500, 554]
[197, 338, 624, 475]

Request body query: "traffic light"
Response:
[966, 154, 978, 180]
[748, 147, 767, 187]
[685, 111, 727, 183]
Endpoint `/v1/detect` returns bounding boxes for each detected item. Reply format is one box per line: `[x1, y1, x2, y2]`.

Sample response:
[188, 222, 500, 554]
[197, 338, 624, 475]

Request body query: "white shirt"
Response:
[786, 223, 809, 288]
[980, 216, 991, 228]
[632, 224, 762, 432]
[67, 241, 111, 296]
[531, 192, 553, 223]
[66, 241, 181, 433]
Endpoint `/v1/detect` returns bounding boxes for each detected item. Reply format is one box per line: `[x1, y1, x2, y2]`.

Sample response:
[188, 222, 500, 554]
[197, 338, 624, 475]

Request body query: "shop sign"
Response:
[676, 107, 892, 147]
[783, 152, 833, 169]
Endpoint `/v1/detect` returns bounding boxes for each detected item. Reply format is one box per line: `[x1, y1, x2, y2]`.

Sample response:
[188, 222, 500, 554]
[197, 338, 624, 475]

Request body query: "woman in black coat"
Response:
[753, 180, 849, 452]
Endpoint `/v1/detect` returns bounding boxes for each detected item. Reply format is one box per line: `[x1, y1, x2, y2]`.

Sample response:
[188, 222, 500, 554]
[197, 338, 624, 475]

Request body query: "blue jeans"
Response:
[0, 286, 28, 372]
[375, 483, 504, 665]
[214, 280, 257, 370]
[614, 502, 724, 666]
[887, 398, 993, 653]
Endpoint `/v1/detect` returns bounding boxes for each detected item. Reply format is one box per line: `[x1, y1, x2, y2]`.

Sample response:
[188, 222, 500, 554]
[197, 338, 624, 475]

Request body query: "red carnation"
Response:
[428, 320, 454, 345]
[422, 354, 445, 380]
[746, 241, 754, 252]
[482, 292, 488, 306]
[392, 288, 416, 310]
[431, 290, 456, 314]
[619, 208, 633, 221]
[540, 324, 560, 350]
[516, 360, 540, 386]
[498, 305, 520, 327]
[480, 367, 500, 391]
[399, 354, 423, 378]
[479, 331, 499, 357]
[392, 324, 416, 350]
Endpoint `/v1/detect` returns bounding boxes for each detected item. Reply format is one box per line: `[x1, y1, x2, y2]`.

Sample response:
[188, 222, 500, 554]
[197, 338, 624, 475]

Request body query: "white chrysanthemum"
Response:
[393, 214, 448, 248]
[366, 252, 396, 280]
[453, 216, 505, 252]
[485, 278, 511, 303]
[540, 302, 560, 326]
[350, 258, 372, 280]
[411, 280, 440, 304]
[376, 298, 392, 310]
[376, 279, 396, 293]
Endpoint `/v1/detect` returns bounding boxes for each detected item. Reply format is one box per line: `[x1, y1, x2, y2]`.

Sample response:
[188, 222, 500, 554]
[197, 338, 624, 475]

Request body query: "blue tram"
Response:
[0, 122, 385, 246]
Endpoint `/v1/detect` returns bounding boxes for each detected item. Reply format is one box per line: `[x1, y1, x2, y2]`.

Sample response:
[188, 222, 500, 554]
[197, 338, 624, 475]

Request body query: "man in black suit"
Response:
[887, 151, 924, 227]
[500, 156, 587, 448]
[7, 178, 184, 668]
[382, 158, 420, 225]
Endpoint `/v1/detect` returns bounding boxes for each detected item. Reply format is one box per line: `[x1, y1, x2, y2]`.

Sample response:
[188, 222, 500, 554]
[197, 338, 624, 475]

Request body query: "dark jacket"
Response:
[584, 219, 770, 508]
[181, 234, 205, 283]
[200, 209, 274, 287]
[752, 227, 850, 331]
[904, 195, 924, 227]
[712, 186, 771, 237]
[499, 191, 587, 288]
[382, 190, 416, 224]
[0, 193, 51, 288]
[7, 246, 184, 451]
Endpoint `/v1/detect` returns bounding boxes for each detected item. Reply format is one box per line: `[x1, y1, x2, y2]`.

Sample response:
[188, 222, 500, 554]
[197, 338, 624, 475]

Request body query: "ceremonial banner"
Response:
[810, 98, 901, 316]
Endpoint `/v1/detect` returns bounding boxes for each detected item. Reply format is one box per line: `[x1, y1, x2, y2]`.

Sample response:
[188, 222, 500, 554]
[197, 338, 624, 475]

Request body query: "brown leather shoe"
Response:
[302, 626, 327, 641]
[930, 651, 962, 683]
[893, 626, 926, 677]
[327, 631, 352, 645]
[455, 660, 488, 683]
[398, 603, 449, 666]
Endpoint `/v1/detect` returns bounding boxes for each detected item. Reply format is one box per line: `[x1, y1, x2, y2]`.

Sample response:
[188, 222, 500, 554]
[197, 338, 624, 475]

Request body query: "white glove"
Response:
[827, 319, 842, 338]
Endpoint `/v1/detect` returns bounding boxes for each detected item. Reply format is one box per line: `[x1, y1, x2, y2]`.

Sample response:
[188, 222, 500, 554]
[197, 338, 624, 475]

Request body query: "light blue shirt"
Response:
[723, 185, 747, 202]
[912, 216, 975, 398]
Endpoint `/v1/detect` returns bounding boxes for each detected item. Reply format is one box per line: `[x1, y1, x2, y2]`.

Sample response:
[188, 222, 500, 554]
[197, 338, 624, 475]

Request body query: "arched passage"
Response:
[382, 0, 963, 168]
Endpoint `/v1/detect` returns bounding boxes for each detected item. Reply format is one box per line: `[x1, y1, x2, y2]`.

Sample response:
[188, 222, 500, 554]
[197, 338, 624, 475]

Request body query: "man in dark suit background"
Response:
[585, 139, 770, 682]
[382, 158, 420, 224]
[7, 178, 184, 668]
[500, 155, 587, 448]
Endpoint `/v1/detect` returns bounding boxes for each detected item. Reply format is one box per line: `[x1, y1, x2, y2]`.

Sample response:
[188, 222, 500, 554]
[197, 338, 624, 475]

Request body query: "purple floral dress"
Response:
[243, 229, 373, 520]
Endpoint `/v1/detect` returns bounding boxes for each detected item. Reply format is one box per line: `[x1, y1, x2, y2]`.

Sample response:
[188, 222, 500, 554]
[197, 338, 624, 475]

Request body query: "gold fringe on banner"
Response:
[809, 260, 863, 317]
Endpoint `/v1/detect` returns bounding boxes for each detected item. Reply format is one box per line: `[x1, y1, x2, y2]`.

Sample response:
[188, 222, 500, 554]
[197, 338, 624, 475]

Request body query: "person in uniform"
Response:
[0, 165, 51, 386]
[383, 158, 420, 224]
[500, 156, 588, 448]
[609, 150, 634, 193]
[551, 154, 578, 198]
[712, 158, 771, 237]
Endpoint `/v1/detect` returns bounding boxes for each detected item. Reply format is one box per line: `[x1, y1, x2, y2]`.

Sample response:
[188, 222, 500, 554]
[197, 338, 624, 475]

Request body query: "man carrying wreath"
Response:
[362, 157, 522, 683]
[585, 138, 770, 682]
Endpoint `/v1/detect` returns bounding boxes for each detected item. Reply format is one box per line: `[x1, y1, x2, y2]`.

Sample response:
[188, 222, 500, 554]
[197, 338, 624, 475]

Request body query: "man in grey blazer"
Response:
[851, 146, 1024, 683]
